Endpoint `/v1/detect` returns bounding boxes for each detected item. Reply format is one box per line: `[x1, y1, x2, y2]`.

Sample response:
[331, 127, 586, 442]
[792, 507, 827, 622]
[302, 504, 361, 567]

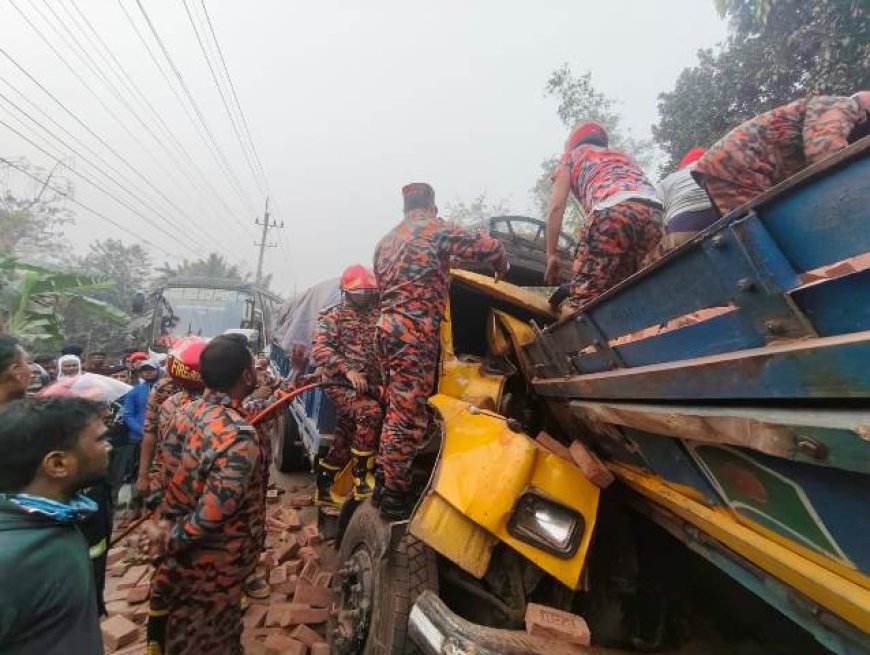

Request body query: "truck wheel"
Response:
[275, 413, 309, 473]
[331, 501, 438, 655]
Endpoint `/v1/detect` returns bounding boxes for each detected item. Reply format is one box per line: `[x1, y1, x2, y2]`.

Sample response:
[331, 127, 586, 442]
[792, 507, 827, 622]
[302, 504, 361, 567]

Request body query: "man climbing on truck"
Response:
[545, 121, 663, 311]
[311, 264, 384, 505]
[373, 182, 509, 520]
[693, 91, 870, 215]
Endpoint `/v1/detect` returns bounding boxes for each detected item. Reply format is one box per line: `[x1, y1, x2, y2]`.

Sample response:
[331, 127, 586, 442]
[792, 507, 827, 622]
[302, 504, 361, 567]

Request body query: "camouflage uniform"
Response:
[146, 389, 200, 510]
[150, 390, 266, 655]
[312, 302, 383, 466]
[694, 95, 867, 215]
[374, 208, 507, 491]
[558, 145, 663, 310]
[142, 377, 181, 452]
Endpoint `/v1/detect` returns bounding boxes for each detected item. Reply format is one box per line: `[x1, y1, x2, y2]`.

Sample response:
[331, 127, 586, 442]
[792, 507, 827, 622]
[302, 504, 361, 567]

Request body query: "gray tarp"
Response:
[273, 278, 341, 357]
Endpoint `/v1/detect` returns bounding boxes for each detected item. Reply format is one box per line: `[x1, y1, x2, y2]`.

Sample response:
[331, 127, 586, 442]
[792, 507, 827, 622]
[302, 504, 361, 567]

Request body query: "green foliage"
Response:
[654, 0, 870, 173]
[155, 252, 250, 285]
[444, 194, 514, 226]
[0, 255, 127, 350]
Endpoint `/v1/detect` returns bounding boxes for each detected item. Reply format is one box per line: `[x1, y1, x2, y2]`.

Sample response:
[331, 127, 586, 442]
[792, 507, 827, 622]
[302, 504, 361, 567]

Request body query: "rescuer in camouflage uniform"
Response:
[144, 334, 263, 655]
[136, 375, 180, 500]
[693, 93, 870, 216]
[545, 121, 663, 312]
[373, 183, 508, 520]
[311, 264, 383, 505]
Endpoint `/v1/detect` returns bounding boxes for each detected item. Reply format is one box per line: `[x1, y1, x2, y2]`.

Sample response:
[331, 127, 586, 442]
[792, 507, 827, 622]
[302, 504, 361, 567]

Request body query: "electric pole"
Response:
[254, 197, 283, 285]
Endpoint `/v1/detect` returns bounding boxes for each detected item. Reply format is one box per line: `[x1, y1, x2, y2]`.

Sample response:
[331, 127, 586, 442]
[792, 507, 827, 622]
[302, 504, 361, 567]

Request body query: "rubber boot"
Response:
[145, 608, 168, 655]
[351, 449, 376, 500]
[371, 470, 385, 508]
[314, 459, 341, 508]
[379, 487, 413, 521]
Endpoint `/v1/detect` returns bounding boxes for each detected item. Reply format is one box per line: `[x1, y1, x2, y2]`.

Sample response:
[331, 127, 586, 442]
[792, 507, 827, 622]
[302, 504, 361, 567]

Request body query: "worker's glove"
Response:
[548, 284, 571, 308]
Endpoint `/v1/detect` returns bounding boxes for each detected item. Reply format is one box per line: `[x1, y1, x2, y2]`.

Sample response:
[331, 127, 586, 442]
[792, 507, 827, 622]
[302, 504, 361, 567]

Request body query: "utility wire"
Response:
[133, 0, 258, 221]
[181, 0, 263, 197]
[0, 89, 233, 254]
[0, 155, 174, 255]
[18, 0, 249, 248]
[0, 117, 202, 258]
[61, 0, 251, 240]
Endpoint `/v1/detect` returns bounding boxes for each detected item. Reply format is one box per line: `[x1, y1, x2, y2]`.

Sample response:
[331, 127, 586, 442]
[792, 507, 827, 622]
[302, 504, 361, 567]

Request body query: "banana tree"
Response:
[0, 255, 128, 350]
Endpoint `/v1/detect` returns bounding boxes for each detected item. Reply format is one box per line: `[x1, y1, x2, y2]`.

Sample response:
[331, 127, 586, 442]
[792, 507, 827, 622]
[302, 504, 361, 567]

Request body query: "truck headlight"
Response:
[507, 491, 584, 558]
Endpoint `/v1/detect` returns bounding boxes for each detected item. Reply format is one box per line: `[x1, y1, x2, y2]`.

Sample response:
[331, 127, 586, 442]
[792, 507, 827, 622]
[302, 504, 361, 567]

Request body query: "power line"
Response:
[181, 0, 263, 197]
[0, 88, 232, 255]
[0, 117, 202, 258]
[14, 0, 250, 248]
[60, 0, 252, 241]
[133, 0, 258, 222]
[0, 155, 174, 255]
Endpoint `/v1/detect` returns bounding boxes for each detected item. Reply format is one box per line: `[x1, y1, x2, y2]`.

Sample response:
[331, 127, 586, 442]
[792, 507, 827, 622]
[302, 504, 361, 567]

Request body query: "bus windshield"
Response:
[157, 286, 251, 343]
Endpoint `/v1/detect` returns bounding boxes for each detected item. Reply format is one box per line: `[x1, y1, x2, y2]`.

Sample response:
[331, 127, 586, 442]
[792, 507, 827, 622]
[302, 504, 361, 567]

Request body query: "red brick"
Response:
[266, 489, 280, 504]
[105, 587, 129, 603]
[242, 639, 268, 655]
[125, 584, 150, 604]
[274, 535, 301, 564]
[108, 562, 128, 577]
[298, 547, 319, 563]
[568, 441, 615, 488]
[106, 546, 128, 568]
[259, 551, 276, 569]
[299, 559, 320, 585]
[272, 575, 298, 596]
[291, 623, 324, 647]
[268, 566, 287, 586]
[284, 559, 303, 575]
[289, 493, 312, 507]
[286, 603, 329, 626]
[128, 603, 149, 625]
[302, 525, 321, 545]
[101, 614, 139, 650]
[536, 431, 572, 462]
[244, 603, 269, 630]
[314, 571, 332, 588]
[525, 603, 590, 646]
[311, 644, 329, 655]
[294, 582, 332, 608]
[117, 564, 149, 590]
[264, 603, 294, 628]
[282, 508, 302, 530]
[114, 643, 146, 655]
[263, 634, 305, 655]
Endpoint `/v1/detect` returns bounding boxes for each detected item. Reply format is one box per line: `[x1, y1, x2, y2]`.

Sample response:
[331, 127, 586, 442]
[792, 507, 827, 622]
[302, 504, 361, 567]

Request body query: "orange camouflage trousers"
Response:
[376, 330, 438, 491]
[324, 385, 384, 466]
[568, 200, 662, 311]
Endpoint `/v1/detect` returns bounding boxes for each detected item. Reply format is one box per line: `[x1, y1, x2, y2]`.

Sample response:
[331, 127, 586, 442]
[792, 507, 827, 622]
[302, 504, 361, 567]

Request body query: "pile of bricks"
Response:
[101, 482, 336, 655]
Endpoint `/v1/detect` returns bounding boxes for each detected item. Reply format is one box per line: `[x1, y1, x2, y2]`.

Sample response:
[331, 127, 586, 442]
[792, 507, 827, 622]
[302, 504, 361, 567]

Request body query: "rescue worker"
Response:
[144, 334, 265, 655]
[135, 374, 180, 501]
[545, 121, 663, 311]
[694, 92, 870, 216]
[656, 147, 719, 250]
[373, 183, 509, 520]
[311, 264, 383, 505]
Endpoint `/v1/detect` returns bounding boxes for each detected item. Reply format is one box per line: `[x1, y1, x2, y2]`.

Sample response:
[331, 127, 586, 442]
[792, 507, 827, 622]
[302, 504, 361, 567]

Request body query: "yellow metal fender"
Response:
[410, 394, 600, 589]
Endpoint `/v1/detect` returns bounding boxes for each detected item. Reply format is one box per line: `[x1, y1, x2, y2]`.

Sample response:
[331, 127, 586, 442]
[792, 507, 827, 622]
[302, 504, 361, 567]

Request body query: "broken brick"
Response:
[288, 493, 312, 507]
[311, 643, 330, 655]
[274, 536, 300, 564]
[259, 551, 276, 569]
[525, 603, 591, 646]
[314, 571, 332, 588]
[125, 584, 150, 604]
[244, 603, 269, 630]
[106, 546, 128, 568]
[101, 614, 139, 651]
[108, 562, 128, 577]
[266, 489, 280, 504]
[536, 431, 572, 462]
[291, 623, 323, 647]
[104, 587, 129, 603]
[299, 559, 320, 585]
[298, 547, 319, 563]
[569, 441, 615, 489]
[268, 566, 287, 586]
[128, 603, 149, 625]
[284, 559, 303, 575]
[117, 564, 149, 590]
[272, 575, 298, 596]
[286, 603, 330, 626]
[263, 634, 306, 655]
[294, 582, 332, 608]
[242, 639, 268, 655]
[302, 524, 321, 545]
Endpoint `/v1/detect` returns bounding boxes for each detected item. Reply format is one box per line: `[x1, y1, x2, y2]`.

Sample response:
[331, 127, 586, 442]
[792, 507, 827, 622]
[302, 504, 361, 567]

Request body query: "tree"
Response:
[444, 193, 514, 226]
[0, 159, 75, 264]
[0, 255, 127, 351]
[654, 0, 869, 172]
[155, 252, 250, 285]
[532, 65, 656, 231]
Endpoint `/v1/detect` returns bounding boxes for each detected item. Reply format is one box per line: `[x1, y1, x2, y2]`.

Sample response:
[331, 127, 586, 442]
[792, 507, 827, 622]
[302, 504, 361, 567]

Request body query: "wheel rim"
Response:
[331, 546, 375, 653]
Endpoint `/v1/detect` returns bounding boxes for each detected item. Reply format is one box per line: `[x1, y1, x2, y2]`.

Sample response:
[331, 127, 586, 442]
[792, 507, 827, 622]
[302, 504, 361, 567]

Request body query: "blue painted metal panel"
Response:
[792, 270, 870, 337]
[759, 155, 870, 274]
[611, 309, 765, 368]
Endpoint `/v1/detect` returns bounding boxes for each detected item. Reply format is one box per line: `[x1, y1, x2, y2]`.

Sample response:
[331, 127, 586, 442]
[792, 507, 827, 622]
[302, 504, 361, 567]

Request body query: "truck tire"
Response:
[275, 412, 309, 473]
[332, 501, 438, 655]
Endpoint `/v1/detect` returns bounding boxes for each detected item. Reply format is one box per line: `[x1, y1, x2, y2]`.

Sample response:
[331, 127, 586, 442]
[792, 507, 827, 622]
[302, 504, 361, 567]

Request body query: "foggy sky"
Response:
[0, 0, 727, 296]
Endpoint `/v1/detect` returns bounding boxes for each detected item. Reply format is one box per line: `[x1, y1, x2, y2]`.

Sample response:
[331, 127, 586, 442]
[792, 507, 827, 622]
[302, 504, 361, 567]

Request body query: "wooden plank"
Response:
[792, 269, 870, 337]
[534, 330, 870, 401]
[569, 400, 870, 474]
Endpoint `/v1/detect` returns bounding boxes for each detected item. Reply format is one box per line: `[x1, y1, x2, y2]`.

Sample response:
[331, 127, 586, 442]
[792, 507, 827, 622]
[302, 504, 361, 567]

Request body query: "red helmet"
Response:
[128, 351, 148, 365]
[679, 147, 706, 169]
[340, 265, 377, 292]
[565, 121, 608, 151]
[165, 336, 207, 391]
